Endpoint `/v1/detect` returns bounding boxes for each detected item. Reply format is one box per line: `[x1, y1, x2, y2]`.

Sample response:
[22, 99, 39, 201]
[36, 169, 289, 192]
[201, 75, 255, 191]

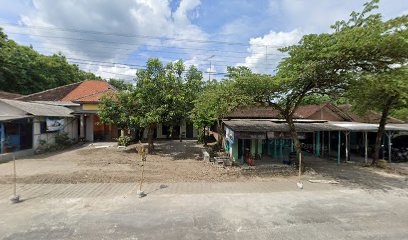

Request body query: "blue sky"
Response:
[1, 0, 407, 80]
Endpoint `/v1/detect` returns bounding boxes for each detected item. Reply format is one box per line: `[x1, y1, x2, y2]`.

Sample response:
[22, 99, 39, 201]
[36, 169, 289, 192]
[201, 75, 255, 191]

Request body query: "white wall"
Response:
[33, 116, 79, 150]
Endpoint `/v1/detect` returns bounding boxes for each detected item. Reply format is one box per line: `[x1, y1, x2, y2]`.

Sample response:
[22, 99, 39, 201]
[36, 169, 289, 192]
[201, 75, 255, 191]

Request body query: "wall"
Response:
[82, 104, 99, 111]
[33, 116, 78, 150]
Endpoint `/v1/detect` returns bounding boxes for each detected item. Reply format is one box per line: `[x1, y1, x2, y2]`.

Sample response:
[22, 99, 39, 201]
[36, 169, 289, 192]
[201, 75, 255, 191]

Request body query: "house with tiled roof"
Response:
[226, 103, 353, 121]
[18, 80, 118, 142]
[0, 99, 76, 159]
[0, 91, 23, 100]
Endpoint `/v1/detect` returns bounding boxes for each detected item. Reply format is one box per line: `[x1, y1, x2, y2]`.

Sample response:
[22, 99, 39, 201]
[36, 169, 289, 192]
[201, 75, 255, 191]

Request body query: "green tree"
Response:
[331, 0, 408, 165]
[0, 28, 100, 95]
[347, 68, 408, 164]
[98, 91, 138, 132]
[108, 79, 133, 91]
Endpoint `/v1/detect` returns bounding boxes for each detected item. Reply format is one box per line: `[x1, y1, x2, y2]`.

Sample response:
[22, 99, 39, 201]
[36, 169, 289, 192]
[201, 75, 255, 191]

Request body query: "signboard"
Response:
[235, 132, 266, 139]
[46, 118, 64, 132]
[226, 127, 234, 143]
[267, 131, 306, 139]
[267, 131, 291, 139]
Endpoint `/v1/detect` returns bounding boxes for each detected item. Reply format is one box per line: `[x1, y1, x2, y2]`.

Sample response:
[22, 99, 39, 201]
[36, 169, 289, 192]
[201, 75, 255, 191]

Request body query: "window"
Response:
[162, 125, 169, 136]
[40, 121, 47, 134]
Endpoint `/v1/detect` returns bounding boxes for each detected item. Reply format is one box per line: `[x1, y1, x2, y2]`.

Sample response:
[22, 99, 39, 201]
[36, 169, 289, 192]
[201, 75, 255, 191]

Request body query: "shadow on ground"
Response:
[306, 156, 408, 191]
[148, 140, 203, 160]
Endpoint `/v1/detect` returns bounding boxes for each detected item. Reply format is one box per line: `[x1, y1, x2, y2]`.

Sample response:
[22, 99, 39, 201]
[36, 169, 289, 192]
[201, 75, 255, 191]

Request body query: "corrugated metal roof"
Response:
[32, 101, 80, 107]
[327, 121, 408, 132]
[224, 119, 408, 133]
[0, 115, 32, 121]
[0, 99, 74, 117]
[223, 119, 346, 132]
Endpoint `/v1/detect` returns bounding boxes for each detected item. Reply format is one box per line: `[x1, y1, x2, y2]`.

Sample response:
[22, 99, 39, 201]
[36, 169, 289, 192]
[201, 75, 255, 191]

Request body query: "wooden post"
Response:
[13, 155, 16, 197]
[137, 146, 147, 198]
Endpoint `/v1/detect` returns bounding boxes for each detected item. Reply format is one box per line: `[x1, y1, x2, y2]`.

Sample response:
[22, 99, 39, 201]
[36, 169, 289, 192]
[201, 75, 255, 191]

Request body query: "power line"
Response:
[33, 46, 284, 62]
[5, 31, 283, 56]
[1, 22, 286, 48]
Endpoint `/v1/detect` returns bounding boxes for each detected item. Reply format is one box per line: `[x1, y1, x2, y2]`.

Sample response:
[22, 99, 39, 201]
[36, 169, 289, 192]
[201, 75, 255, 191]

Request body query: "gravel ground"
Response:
[0, 140, 296, 184]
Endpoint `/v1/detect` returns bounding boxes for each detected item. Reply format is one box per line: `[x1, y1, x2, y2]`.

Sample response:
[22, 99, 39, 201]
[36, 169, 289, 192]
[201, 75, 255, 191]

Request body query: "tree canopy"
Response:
[0, 28, 99, 95]
[99, 58, 204, 151]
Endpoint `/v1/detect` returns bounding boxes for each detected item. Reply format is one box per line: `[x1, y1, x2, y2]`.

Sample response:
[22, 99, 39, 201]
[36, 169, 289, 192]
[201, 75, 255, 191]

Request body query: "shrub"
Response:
[117, 135, 132, 146]
[55, 132, 72, 147]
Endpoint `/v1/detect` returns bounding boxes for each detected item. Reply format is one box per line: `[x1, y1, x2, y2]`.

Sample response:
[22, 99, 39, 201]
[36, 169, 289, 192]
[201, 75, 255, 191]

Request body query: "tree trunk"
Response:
[372, 96, 394, 165]
[203, 127, 207, 146]
[179, 125, 183, 142]
[147, 124, 155, 153]
[216, 120, 223, 151]
[287, 116, 305, 172]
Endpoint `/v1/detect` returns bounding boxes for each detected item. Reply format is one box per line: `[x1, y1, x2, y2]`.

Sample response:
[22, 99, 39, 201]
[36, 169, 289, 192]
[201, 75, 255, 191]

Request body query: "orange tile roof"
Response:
[61, 80, 115, 102]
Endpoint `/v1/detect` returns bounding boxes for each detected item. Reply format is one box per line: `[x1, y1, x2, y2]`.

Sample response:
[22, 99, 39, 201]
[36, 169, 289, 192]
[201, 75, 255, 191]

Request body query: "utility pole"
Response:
[206, 55, 215, 81]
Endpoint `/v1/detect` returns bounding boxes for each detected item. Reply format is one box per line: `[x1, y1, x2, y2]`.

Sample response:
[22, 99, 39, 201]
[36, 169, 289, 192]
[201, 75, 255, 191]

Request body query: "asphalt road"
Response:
[1, 181, 408, 240]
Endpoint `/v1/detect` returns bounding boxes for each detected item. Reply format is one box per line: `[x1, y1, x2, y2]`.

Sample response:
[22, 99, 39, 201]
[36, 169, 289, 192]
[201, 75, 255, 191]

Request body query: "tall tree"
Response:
[347, 68, 408, 164]
[331, 0, 408, 165]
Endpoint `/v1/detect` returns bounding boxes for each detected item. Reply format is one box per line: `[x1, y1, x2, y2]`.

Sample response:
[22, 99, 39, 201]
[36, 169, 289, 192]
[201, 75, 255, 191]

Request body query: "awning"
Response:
[0, 115, 32, 121]
[224, 119, 347, 133]
[223, 119, 408, 134]
[328, 122, 408, 132]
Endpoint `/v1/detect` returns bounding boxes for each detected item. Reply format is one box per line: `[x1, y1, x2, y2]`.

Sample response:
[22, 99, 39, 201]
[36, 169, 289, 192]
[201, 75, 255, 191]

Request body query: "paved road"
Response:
[1, 181, 408, 239]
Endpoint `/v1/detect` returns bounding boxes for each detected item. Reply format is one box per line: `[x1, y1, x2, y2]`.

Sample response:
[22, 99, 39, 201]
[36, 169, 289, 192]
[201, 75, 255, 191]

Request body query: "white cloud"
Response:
[239, 29, 302, 74]
[15, 0, 207, 79]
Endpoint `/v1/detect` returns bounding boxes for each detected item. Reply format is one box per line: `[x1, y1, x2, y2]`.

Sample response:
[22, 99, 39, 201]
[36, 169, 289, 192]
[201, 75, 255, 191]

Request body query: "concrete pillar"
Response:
[386, 131, 393, 163]
[232, 140, 238, 161]
[274, 139, 277, 159]
[85, 115, 94, 142]
[251, 139, 257, 155]
[337, 131, 341, 165]
[345, 131, 349, 162]
[79, 115, 85, 139]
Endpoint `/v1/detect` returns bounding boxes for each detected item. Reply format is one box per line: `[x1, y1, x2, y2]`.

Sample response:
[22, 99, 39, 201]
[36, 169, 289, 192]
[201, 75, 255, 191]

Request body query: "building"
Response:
[17, 80, 119, 142]
[0, 91, 22, 100]
[222, 104, 408, 165]
[0, 99, 76, 160]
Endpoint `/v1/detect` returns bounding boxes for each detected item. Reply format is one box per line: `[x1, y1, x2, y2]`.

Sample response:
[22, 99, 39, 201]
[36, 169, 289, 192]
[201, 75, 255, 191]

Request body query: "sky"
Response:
[0, 0, 407, 81]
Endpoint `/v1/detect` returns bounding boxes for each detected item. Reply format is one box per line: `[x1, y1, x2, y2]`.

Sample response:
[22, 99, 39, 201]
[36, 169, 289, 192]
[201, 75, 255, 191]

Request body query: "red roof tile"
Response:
[337, 104, 404, 124]
[61, 80, 114, 102]
[0, 91, 23, 99]
[17, 82, 82, 101]
[226, 103, 353, 121]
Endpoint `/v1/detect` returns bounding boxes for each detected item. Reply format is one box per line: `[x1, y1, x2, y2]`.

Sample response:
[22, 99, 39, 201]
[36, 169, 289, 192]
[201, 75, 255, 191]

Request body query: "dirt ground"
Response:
[0, 140, 296, 184]
[1, 140, 406, 187]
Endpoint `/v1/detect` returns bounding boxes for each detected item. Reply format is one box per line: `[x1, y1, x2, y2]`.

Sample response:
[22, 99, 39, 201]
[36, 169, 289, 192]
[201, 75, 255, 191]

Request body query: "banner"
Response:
[46, 118, 64, 132]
